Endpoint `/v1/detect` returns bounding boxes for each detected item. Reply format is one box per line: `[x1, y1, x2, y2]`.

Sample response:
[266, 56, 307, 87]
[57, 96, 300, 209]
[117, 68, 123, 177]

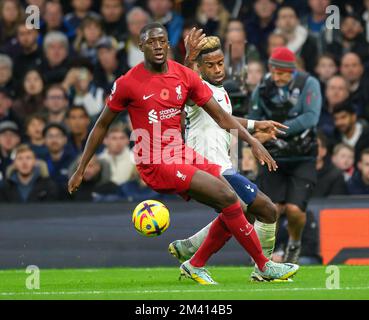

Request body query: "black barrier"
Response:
[1, 196, 369, 269]
[0, 201, 252, 269]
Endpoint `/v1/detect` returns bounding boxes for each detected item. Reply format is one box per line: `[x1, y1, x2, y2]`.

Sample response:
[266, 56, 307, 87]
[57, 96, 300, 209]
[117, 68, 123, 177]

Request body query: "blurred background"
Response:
[0, 0, 369, 268]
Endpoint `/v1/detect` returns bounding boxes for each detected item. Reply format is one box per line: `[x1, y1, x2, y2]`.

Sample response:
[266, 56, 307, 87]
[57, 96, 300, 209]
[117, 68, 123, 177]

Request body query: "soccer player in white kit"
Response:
[169, 31, 292, 281]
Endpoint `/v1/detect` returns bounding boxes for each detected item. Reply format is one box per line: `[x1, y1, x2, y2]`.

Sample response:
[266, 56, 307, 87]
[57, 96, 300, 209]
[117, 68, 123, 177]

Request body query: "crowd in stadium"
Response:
[0, 0, 369, 203]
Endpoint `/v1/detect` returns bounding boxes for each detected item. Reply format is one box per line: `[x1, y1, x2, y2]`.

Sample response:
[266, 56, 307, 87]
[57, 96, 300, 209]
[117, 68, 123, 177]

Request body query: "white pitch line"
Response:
[1, 287, 369, 296]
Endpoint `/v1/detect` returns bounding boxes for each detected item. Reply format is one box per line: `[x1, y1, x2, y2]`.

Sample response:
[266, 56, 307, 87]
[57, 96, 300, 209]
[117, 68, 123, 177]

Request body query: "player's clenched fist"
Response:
[68, 169, 84, 194]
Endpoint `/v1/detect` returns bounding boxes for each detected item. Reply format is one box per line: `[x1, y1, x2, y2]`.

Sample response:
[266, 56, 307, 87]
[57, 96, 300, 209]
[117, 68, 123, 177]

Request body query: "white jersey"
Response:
[185, 81, 233, 173]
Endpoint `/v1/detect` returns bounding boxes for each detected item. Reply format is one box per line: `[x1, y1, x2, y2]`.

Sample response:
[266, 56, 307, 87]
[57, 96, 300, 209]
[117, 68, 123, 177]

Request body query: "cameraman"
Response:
[249, 47, 322, 263]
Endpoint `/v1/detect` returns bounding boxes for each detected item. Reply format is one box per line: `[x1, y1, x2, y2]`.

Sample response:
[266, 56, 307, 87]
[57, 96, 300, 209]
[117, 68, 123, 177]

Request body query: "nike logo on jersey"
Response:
[245, 184, 255, 193]
[217, 99, 223, 102]
[143, 94, 155, 100]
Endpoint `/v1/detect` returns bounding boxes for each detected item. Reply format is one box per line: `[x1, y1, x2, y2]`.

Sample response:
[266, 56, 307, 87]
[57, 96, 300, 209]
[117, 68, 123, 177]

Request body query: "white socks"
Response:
[187, 221, 213, 253]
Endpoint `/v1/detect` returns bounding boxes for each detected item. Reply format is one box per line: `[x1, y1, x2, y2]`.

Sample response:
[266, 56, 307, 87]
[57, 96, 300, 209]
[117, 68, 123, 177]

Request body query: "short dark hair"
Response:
[25, 114, 47, 129]
[46, 83, 68, 99]
[332, 100, 356, 115]
[66, 105, 89, 118]
[277, 5, 298, 17]
[139, 22, 167, 41]
[80, 15, 103, 30]
[42, 122, 68, 137]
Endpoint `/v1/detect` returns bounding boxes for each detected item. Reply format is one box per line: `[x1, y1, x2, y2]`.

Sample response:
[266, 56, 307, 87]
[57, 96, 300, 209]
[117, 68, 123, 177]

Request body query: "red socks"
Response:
[220, 201, 269, 271]
[190, 201, 269, 271]
[190, 216, 232, 267]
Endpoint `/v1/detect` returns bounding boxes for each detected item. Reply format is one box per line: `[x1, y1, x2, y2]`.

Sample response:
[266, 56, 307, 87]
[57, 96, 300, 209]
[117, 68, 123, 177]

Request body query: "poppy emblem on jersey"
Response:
[160, 88, 169, 100]
[176, 85, 182, 100]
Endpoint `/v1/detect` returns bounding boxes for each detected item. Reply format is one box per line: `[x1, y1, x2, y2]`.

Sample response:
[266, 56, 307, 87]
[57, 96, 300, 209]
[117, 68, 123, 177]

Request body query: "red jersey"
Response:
[106, 60, 213, 165]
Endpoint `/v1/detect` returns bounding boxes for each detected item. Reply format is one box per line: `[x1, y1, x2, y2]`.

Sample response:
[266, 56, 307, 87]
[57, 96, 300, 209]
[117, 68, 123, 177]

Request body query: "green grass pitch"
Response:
[0, 265, 369, 300]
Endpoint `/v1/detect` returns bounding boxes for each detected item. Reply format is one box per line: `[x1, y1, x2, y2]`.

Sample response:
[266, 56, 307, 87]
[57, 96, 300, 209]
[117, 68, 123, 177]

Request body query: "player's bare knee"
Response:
[219, 186, 238, 208]
[285, 203, 304, 215]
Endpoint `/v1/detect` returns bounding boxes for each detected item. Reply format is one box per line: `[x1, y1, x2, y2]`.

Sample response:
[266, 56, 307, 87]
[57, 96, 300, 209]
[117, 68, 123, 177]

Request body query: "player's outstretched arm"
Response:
[202, 97, 278, 171]
[233, 116, 288, 140]
[68, 106, 118, 194]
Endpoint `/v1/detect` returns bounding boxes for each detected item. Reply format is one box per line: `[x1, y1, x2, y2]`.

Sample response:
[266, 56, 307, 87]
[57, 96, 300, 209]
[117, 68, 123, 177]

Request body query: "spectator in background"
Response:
[74, 16, 104, 64]
[13, 69, 45, 119]
[98, 122, 136, 186]
[147, 0, 183, 47]
[39, 0, 75, 43]
[62, 63, 104, 118]
[40, 31, 70, 84]
[94, 36, 127, 92]
[318, 76, 350, 138]
[274, 5, 318, 73]
[314, 54, 338, 93]
[0, 121, 21, 183]
[65, 105, 90, 157]
[340, 52, 369, 119]
[68, 155, 118, 201]
[122, 7, 150, 69]
[196, 0, 230, 40]
[245, 60, 265, 92]
[65, 0, 99, 30]
[331, 143, 355, 182]
[313, 132, 347, 197]
[301, 0, 330, 38]
[100, 0, 127, 41]
[326, 14, 369, 63]
[0, 53, 15, 97]
[0, 0, 24, 49]
[332, 102, 369, 164]
[42, 123, 75, 196]
[240, 146, 258, 182]
[0, 89, 22, 130]
[347, 148, 369, 195]
[245, 0, 277, 60]
[43, 84, 69, 124]
[224, 28, 259, 84]
[12, 23, 42, 82]
[0, 144, 59, 202]
[25, 114, 48, 159]
[265, 32, 287, 62]
[362, 0, 369, 43]
[226, 18, 244, 33]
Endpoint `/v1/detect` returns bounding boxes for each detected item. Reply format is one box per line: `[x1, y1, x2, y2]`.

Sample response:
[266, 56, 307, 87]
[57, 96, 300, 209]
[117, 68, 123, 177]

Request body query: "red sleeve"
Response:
[186, 68, 213, 107]
[106, 76, 128, 112]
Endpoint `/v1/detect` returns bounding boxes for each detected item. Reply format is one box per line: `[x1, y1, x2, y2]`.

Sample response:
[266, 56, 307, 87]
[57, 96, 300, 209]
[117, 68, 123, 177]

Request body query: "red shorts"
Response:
[136, 145, 221, 200]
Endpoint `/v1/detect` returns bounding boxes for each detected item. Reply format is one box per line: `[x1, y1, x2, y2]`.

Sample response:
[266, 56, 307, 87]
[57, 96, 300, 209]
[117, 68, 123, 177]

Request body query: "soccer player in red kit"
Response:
[68, 23, 299, 284]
